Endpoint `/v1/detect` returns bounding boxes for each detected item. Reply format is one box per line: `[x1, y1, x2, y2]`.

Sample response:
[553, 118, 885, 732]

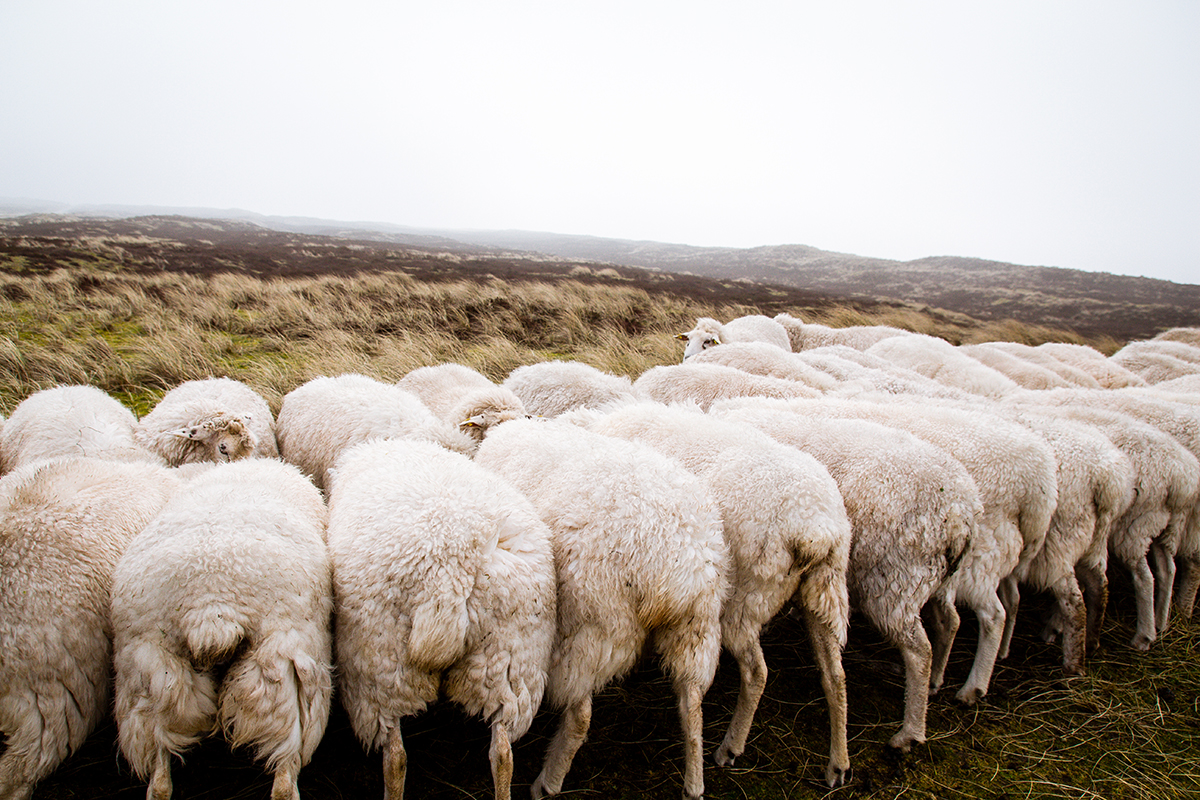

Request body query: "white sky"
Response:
[2, 1, 1198, 284]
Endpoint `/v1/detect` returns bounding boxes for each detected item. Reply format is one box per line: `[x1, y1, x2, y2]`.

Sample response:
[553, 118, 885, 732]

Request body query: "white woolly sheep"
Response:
[1035, 342, 1148, 388]
[0, 457, 183, 800]
[960, 343, 1076, 390]
[759, 395, 1058, 704]
[1012, 401, 1198, 650]
[633, 362, 820, 411]
[709, 400, 978, 751]
[134, 377, 277, 466]
[1110, 347, 1200, 385]
[562, 401, 852, 784]
[866, 335, 1023, 398]
[1152, 327, 1200, 347]
[1155, 374, 1200, 395]
[111, 458, 332, 800]
[1030, 388, 1200, 622]
[474, 417, 730, 800]
[1117, 339, 1200, 366]
[501, 360, 636, 417]
[794, 346, 976, 401]
[450, 385, 530, 450]
[397, 362, 498, 420]
[677, 315, 791, 360]
[326, 438, 556, 800]
[986, 403, 1137, 672]
[773, 312, 911, 351]
[688, 341, 839, 392]
[973, 341, 1104, 388]
[275, 373, 475, 490]
[1, 385, 161, 472]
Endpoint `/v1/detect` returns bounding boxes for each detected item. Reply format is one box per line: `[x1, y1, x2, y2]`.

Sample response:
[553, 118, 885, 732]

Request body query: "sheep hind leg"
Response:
[1128, 555, 1158, 650]
[956, 589, 1005, 706]
[531, 695, 591, 800]
[1174, 552, 1200, 619]
[886, 615, 933, 752]
[996, 575, 1021, 661]
[926, 593, 960, 696]
[0, 747, 37, 800]
[1050, 576, 1088, 676]
[1149, 540, 1176, 636]
[382, 725, 406, 800]
[268, 754, 301, 800]
[801, 608, 850, 789]
[713, 629, 766, 768]
[489, 720, 513, 800]
[147, 748, 173, 800]
[1077, 561, 1108, 653]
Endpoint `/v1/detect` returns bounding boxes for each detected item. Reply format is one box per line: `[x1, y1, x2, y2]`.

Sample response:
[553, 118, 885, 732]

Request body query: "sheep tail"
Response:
[796, 552, 850, 648]
[219, 631, 333, 769]
[182, 605, 247, 671]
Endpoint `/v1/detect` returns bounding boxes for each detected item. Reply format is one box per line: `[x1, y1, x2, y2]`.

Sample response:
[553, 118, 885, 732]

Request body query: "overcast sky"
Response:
[2, 1, 1197, 284]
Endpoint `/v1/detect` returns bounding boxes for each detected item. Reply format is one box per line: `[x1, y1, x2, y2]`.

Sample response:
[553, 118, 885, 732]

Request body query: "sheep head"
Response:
[454, 386, 529, 444]
[169, 413, 256, 463]
[678, 317, 724, 361]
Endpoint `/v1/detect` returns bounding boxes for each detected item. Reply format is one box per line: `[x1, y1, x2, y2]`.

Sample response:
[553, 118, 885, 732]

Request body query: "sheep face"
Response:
[678, 318, 726, 361]
[170, 415, 256, 463]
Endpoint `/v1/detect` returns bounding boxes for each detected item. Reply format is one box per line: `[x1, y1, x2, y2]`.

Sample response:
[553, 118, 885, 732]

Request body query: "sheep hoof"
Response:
[530, 775, 555, 800]
[955, 686, 985, 706]
[1130, 634, 1154, 651]
[713, 745, 738, 768]
[887, 732, 919, 752]
[826, 764, 851, 788]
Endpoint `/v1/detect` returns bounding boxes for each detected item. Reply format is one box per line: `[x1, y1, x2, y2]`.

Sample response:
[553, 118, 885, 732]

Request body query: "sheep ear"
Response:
[169, 426, 203, 440]
[459, 414, 485, 429]
[711, 336, 722, 345]
[675, 333, 689, 341]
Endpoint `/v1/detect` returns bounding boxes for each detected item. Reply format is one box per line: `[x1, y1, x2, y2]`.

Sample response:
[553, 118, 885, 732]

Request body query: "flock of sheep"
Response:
[2, 312, 1200, 800]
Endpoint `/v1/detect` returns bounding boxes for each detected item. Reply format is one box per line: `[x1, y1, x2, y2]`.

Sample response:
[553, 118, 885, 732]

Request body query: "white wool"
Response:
[135, 377, 277, 466]
[502, 360, 635, 417]
[677, 314, 791, 360]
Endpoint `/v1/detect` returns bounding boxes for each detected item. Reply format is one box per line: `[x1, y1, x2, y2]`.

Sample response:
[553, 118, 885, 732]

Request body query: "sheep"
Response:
[973, 341, 1104, 388]
[0, 457, 184, 800]
[754, 395, 1057, 704]
[866, 334, 1023, 398]
[677, 314, 791, 360]
[1154, 374, 1200, 395]
[134, 377, 277, 466]
[560, 401, 852, 784]
[275, 373, 475, 491]
[984, 403, 1137, 672]
[773, 312, 911, 351]
[0, 385, 162, 472]
[397, 362, 498, 421]
[687, 341, 839, 392]
[633, 362, 820, 411]
[1029, 388, 1200, 622]
[474, 417, 730, 800]
[1116, 339, 1200, 366]
[1153, 327, 1200, 347]
[793, 346, 976, 401]
[960, 343, 1076, 390]
[111, 458, 332, 800]
[501, 360, 636, 417]
[1010, 401, 1198, 650]
[708, 400, 977, 751]
[451, 385, 530, 449]
[326, 438, 556, 800]
[1110, 347, 1200, 385]
[1035, 342, 1147, 388]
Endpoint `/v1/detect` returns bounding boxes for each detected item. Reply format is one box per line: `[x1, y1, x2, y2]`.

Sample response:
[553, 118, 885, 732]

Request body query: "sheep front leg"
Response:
[489, 720, 513, 800]
[1076, 561, 1108, 652]
[713, 630, 766, 768]
[148, 748, 172, 800]
[383, 725, 406, 800]
[803, 609, 850, 788]
[1175, 551, 1200, 619]
[1051, 576, 1089, 675]
[531, 695, 591, 800]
